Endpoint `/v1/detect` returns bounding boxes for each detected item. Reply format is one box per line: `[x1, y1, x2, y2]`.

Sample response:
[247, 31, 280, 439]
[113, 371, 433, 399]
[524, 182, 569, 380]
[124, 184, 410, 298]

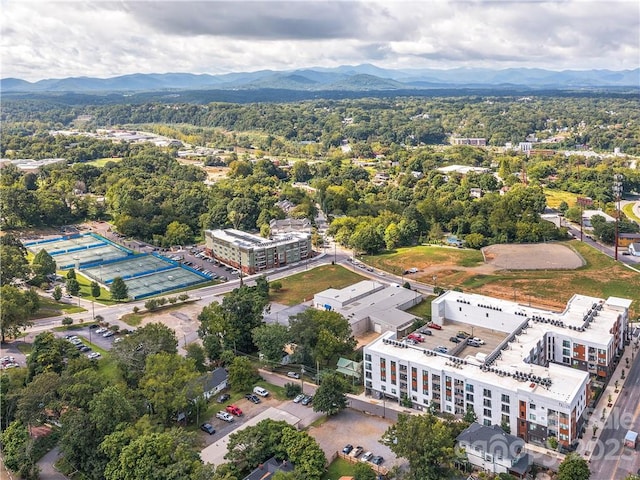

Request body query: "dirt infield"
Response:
[482, 243, 585, 270]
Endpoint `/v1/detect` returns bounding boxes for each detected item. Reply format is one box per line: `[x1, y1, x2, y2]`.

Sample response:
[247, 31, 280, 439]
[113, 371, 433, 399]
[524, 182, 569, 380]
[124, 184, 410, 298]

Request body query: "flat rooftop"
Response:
[207, 229, 309, 249]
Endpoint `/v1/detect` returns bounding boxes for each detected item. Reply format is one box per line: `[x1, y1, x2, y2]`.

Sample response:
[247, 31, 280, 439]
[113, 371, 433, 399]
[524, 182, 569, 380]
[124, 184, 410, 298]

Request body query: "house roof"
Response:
[243, 457, 294, 480]
[201, 368, 228, 392]
[456, 423, 524, 459]
[336, 357, 362, 378]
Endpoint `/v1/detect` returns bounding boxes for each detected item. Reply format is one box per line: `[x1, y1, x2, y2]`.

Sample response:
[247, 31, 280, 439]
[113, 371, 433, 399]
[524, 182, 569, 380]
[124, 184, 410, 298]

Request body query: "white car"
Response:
[87, 352, 101, 359]
[95, 327, 107, 334]
[471, 337, 485, 345]
[253, 386, 269, 397]
[216, 411, 234, 422]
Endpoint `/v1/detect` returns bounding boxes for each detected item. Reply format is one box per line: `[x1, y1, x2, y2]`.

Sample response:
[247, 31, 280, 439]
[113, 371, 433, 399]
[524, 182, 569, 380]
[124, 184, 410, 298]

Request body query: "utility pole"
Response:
[613, 174, 623, 261]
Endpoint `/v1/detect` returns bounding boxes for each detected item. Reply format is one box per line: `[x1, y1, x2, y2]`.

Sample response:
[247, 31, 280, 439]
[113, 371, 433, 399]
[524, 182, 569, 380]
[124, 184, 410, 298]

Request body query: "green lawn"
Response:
[84, 157, 122, 167]
[361, 245, 483, 275]
[406, 295, 436, 320]
[623, 202, 640, 223]
[322, 457, 356, 480]
[33, 296, 86, 319]
[269, 265, 366, 306]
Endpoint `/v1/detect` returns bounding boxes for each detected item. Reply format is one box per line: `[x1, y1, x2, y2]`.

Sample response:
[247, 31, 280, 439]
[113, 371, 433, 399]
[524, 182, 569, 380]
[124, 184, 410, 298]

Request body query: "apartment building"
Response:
[363, 291, 632, 446]
[204, 229, 311, 274]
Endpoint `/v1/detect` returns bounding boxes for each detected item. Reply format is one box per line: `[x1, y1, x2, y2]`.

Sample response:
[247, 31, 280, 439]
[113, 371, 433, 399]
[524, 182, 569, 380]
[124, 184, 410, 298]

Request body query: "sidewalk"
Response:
[576, 342, 637, 461]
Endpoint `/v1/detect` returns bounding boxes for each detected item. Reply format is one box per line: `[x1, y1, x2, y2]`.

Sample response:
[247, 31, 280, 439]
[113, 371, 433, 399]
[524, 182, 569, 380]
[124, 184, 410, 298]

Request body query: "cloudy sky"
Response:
[2, 0, 639, 81]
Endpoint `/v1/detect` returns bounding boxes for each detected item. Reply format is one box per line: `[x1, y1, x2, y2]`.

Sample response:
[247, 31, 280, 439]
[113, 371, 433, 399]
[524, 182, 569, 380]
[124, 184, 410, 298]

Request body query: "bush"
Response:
[284, 382, 302, 398]
[168, 297, 177, 304]
[132, 306, 140, 314]
[158, 297, 167, 306]
[178, 293, 189, 301]
[145, 299, 159, 311]
[62, 317, 73, 326]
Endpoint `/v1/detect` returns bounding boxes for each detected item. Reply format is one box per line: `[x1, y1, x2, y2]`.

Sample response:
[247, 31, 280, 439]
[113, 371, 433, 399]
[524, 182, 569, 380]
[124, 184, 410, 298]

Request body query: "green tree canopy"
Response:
[0, 285, 39, 342]
[252, 323, 290, 364]
[110, 276, 129, 300]
[557, 452, 590, 480]
[312, 373, 348, 416]
[227, 356, 260, 392]
[32, 248, 57, 277]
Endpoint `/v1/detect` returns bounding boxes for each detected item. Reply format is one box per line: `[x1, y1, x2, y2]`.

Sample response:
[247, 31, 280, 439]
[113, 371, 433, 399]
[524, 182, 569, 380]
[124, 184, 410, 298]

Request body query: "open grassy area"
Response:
[33, 296, 86, 318]
[268, 265, 366, 306]
[84, 157, 122, 167]
[623, 202, 640, 223]
[406, 295, 436, 320]
[544, 188, 580, 209]
[322, 457, 356, 480]
[74, 271, 118, 305]
[362, 245, 484, 275]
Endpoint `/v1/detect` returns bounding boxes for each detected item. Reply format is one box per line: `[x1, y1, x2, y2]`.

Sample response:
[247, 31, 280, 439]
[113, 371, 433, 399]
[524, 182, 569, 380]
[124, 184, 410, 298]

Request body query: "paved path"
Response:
[37, 447, 68, 480]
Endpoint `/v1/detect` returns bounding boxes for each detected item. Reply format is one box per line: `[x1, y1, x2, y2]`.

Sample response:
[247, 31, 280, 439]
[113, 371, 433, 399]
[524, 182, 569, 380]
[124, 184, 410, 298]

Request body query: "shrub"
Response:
[168, 297, 177, 304]
[284, 382, 302, 398]
[132, 306, 140, 314]
[178, 293, 189, 301]
[61, 317, 73, 326]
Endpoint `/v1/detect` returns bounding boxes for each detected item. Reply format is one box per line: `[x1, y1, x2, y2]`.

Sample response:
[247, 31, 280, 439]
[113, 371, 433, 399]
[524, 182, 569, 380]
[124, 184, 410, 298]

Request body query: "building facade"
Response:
[204, 229, 311, 274]
[363, 291, 632, 447]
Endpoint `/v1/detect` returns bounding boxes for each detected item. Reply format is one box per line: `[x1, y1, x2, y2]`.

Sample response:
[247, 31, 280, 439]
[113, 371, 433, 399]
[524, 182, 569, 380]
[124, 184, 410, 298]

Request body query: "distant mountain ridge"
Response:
[2, 64, 639, 93]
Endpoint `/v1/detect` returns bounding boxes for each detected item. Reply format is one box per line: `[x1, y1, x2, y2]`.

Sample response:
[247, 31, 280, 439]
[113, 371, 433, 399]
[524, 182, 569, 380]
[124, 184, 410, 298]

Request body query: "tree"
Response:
[353, 462, 376, 480]
[32, 249, 56, 277]
[557, 452, 590, 480]
[381, 412, 456, 480]
[140, 352, 201, 425]
[91, 281, 101, 298]
[164, 221, 193, 247]
[252, 323, 290, 364]
[67, 268, 77, 279]
[463, 406, 477, 424]
[312, 373, 348, 416]
[62, 316, 73, 326]
[0, 420, 32, 473]
[110, 276, 129, 300]
[17, 371, 62, 427]
[0, 241, 30, 286]
[185, 343, 207, 372]
[110, 322, 178, 385]
[227, 356, 260, 392]
[270, 280, 283, 292]
[0, 285, 38, 342]
[53, 285, 63, 301]
[66, 277, 81, 296]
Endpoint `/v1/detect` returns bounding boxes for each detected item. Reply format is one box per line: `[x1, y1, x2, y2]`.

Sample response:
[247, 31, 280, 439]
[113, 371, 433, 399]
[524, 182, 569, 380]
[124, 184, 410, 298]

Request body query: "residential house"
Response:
[456, 423, 530, 478]
[244, 457, 294, 480]
[201, 368, 228, 401]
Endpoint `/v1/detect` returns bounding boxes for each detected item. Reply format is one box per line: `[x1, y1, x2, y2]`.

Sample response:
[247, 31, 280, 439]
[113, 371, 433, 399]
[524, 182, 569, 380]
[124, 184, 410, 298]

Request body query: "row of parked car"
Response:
[342, 444, 384, 466]
[293, 394, 313, 406]
[64, 334, 101, 359]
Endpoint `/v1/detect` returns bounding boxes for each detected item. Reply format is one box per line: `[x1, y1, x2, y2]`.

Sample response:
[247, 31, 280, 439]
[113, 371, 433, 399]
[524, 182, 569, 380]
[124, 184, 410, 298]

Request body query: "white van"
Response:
[253, 386, 269, 397]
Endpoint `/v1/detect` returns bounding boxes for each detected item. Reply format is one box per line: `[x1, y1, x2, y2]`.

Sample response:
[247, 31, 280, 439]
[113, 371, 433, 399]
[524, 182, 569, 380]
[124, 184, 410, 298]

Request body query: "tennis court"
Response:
[25, 233, 130, 269]
[81, 253, 209, 299]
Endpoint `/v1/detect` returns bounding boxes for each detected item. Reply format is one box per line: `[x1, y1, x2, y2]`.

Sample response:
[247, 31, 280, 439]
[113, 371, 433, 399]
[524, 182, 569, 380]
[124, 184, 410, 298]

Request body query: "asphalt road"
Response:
[589, 348, 640, 480]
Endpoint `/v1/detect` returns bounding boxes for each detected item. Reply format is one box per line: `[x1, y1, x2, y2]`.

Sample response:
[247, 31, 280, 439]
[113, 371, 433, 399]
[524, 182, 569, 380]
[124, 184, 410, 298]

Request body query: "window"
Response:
[446, 405, 452, 412]
[483, 389, 492, 398]
[466, 394, 474, 402]
[484, 408, 492, 417]
[483, 399, 492, 408]
[563, 357, 570, 364]
[562, 340, 570, 348]
[563, 348, 570, 356]
[365, 371, 372, 379]
[483, 419, 491, 426]
[391, 388, 396, 394]
[502, 404, 510, 413]
[365, 362, 371, 371]
[501, 394, 510, 403]
[365, 354, 371, 361]
[529, 413, 536, 421]
[501, 414, 509, 425]
[466, 384, 474, 392]
[529, 403, 536, 410]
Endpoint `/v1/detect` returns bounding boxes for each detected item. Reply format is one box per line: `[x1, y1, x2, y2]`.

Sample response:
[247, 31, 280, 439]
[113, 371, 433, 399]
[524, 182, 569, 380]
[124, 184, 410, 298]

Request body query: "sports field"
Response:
[25, 233, 129, 269]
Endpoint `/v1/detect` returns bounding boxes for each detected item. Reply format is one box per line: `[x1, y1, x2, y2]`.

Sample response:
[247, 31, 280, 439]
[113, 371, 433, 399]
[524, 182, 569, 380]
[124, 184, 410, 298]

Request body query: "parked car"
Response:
[301, 395, 313, 406]
[427, 322, 442, 330]
[200, 423, 216, 435]
[361, 451, 374, 462]
[293, 393, 306, 404]
[287, 371, 300, 379]
[434, 346, 448, 354]
[342, 444, 353, 454]
[226, 404, 243, 416]
[103, 331, 115, 338]
[88, 324, 99, 329]
[471, 337, 485, 345]
[449, 336, 461, 343]
[418, 328, 433, 336]
[467, 339, 481, 347]
[407, 333, 424, 343]
[371, 455, 384, 465]
[350, 446, 364, 458]
[457, 331, 470, 338]
[95, 327, 107, 334]
[87, 352, 101, 359]
[245, 393, 261, 404]
[217, 393, 231, 403]
[253, 386, 269, 397]
[216, 411, 234, 422]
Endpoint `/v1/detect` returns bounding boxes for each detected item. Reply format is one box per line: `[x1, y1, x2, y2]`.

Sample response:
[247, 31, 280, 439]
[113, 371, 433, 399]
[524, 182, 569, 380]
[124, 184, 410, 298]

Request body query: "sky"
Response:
[2, 0, 639, 81]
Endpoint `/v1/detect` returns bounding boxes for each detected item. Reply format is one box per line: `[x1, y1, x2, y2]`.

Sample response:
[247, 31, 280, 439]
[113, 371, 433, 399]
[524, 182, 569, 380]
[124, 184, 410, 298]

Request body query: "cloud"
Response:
[2, 0, 638, 81]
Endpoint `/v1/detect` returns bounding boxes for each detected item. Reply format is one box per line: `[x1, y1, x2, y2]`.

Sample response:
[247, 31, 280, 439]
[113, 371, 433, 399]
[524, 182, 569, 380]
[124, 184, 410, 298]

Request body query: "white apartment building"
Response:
[363, 290, 632, 447]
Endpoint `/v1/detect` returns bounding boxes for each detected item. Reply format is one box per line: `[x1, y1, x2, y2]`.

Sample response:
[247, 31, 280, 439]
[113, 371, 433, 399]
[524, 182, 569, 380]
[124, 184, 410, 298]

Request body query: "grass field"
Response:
[544, 188, 580, 209]
[268, 265, 366, 306]
[322, 457, 356, 479]
[367, 241, 638, 317]
[623, 202, 640, 223]
[84, 157, 122, 167]
[34, 297, 86, 318]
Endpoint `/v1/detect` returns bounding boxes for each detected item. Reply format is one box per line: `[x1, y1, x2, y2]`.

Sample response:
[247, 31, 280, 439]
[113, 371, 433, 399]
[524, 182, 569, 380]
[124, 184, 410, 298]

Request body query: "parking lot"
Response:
[404, 320, 508, 358]
[56, 325, 119, 353]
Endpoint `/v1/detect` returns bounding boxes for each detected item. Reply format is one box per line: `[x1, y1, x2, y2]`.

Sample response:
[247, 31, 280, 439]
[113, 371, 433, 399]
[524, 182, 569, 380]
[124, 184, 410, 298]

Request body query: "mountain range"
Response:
[2, 64, 639, 93]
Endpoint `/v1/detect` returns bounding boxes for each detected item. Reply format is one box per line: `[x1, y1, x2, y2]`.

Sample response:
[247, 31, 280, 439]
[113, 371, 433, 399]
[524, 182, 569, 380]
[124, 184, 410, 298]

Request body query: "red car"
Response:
[226, 404, 243, 416]
[427, 322, 442, 330]
[407, 333, 424, 343]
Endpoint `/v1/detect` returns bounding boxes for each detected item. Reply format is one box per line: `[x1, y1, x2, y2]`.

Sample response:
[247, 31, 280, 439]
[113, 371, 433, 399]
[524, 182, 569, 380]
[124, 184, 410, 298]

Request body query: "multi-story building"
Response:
[204, 229, 311, 274]
[363, 290, 632, 446]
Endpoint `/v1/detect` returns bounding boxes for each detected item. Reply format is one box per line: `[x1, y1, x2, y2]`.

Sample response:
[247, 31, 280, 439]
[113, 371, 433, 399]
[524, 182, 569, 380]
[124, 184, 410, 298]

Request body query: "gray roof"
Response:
[200, 368, 228, 392]
[456, 423, 524, 459]
[244, 457, 294, 480]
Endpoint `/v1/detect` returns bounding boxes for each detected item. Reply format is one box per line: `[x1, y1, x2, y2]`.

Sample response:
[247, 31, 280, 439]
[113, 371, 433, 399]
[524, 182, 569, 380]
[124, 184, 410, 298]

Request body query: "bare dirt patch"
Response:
[482, 243, 584, 270]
